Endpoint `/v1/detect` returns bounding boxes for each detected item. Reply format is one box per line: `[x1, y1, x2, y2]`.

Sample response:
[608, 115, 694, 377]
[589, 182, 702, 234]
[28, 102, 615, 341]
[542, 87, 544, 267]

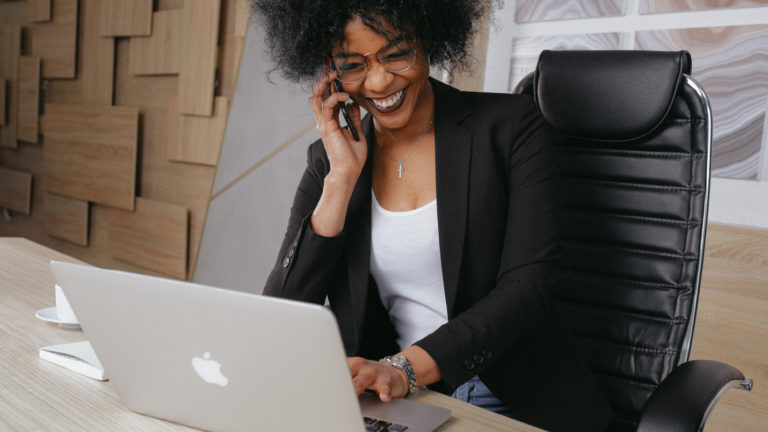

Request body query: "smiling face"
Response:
[332, 16, 433, 133]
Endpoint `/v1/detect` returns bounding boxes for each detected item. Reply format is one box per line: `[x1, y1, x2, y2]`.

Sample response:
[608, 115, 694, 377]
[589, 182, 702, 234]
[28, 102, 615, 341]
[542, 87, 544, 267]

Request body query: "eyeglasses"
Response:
[331, 39, 418, 84]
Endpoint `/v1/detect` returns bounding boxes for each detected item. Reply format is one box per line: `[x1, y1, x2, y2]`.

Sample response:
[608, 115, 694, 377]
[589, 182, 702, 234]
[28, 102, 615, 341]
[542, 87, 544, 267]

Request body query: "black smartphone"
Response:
[331, 70, 360, 141]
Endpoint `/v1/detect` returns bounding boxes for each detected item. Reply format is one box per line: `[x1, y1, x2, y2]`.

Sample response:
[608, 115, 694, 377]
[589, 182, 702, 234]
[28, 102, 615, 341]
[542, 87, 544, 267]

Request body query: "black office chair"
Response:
[515, 50, 753, 432]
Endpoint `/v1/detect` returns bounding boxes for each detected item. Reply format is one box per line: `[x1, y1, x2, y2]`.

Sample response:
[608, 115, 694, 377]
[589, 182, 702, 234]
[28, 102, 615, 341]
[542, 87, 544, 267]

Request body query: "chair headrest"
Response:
[534, 50, 692, 142]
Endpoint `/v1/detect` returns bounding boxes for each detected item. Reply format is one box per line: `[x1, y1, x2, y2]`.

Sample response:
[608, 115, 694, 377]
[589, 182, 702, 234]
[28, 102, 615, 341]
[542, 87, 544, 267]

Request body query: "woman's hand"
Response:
[308, 71, 367, 237]
[309, 71, 367, 183]
[347, 357, 409, 402]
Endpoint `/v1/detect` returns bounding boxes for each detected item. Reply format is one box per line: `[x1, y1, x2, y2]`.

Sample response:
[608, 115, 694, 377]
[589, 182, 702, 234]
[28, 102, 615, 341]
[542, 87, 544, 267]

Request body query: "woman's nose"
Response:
[363, 60, 395, 93]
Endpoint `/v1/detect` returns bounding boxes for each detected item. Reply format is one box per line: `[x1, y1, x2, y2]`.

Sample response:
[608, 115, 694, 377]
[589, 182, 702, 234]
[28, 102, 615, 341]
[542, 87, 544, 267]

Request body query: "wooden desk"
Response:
[0, 238, 540, 431]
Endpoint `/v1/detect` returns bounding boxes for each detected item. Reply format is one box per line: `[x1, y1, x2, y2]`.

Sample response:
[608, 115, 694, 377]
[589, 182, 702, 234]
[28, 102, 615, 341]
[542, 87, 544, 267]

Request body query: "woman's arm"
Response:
[308, 71, 367, 237]
[263, 71, 367, 301]
[262, 141, 343, 302]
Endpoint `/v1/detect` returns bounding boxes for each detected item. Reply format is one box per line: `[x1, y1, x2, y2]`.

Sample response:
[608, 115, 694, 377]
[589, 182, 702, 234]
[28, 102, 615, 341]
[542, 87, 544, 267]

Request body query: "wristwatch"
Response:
[382, 354, 419, 398]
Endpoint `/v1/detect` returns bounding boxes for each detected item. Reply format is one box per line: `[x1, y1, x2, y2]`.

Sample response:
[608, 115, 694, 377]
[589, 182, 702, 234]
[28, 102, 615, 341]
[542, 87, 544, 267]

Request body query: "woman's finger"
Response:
[311, 70, 335, 100]
[348, 101, 363, 135]
[352, 367, 377, 395]
[372, 376, 393, 402]
[318, 93, 350, 135]
[309, 71, 337, 122]
[320, 91, 349, 114]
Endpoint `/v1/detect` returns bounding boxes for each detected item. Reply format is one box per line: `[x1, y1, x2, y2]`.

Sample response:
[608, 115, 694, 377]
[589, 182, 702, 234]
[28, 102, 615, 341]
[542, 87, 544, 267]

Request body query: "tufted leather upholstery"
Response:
[517, 50, 748, 431]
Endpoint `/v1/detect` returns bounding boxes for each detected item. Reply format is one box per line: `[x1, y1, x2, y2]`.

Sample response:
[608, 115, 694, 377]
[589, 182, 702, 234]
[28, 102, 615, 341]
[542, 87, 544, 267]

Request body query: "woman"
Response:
[253, 1, 613, 430]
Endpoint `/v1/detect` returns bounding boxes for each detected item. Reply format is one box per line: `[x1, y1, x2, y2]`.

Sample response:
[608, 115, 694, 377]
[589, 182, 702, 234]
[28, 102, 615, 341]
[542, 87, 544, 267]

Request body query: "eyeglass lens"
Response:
[333, 40, 416, 84]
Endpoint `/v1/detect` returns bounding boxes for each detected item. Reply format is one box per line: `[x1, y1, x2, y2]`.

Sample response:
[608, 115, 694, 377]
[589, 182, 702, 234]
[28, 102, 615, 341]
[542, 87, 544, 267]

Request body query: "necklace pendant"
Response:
[396, 162, 404, 179]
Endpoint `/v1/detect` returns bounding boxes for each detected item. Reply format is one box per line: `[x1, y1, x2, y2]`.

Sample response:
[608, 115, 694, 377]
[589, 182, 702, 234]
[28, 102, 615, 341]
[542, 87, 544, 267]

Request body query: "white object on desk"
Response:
[35, 306, 80, 328]
[39, 340, 107, 381]
[34, 283, 81, 328]
[55, 283, 79, 323]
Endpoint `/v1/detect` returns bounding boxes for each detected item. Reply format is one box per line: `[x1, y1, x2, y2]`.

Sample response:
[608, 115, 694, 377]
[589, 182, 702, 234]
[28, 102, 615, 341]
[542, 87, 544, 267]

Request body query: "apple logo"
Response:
[191, 352, 229, 387]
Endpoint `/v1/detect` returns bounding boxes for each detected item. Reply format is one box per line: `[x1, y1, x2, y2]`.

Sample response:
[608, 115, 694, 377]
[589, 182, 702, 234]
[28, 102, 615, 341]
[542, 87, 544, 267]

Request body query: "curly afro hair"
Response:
[250, 0, 492, 82]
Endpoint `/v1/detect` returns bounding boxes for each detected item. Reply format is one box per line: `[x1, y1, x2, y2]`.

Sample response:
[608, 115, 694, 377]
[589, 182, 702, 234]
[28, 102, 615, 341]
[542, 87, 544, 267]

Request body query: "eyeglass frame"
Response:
[330, 39, 419, 85]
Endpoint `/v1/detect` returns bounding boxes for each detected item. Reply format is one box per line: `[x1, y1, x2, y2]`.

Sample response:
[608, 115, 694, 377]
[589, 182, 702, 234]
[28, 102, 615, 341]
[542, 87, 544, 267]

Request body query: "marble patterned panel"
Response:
[515, 0, 627, 23]
[640, 0, 768, 14]
[636, 25, 768, 179]
[507, 33, 626, 92]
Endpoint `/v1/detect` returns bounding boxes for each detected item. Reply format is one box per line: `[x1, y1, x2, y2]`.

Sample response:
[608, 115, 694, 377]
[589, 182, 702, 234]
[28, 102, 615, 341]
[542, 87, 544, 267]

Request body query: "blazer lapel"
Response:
[432, 79, 474, 317]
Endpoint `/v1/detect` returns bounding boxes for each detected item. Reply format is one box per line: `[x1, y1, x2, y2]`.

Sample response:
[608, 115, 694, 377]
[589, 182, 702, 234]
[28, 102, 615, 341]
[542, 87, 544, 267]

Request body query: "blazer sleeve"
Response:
[415, 96, 562, 389]
[262, 140, 346, 304]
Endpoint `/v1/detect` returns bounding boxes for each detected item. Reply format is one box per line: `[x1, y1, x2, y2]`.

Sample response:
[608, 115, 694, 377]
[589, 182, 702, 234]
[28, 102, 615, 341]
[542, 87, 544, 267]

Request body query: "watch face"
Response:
[389, 355, 407, 366]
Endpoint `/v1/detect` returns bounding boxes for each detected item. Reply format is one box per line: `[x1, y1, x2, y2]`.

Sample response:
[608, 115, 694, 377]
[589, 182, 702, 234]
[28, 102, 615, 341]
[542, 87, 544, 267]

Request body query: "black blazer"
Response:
[264, 79, 612, 431]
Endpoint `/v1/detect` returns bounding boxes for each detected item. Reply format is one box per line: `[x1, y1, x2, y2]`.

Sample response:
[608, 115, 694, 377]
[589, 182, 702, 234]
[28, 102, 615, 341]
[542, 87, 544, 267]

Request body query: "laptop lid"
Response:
[50, 261, 450, 432]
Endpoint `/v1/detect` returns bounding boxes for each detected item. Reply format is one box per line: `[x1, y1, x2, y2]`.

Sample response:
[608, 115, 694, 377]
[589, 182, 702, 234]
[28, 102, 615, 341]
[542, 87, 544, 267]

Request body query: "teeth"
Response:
[371, 89, 405, 109]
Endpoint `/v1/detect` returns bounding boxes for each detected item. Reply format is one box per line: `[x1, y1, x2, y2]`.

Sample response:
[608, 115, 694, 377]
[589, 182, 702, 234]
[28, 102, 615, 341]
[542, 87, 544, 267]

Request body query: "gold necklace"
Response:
[377, 119, 433, 179]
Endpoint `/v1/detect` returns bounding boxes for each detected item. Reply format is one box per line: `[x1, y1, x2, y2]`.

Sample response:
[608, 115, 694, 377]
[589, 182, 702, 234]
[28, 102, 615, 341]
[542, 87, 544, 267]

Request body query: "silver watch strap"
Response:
[382, 354, 418, 398]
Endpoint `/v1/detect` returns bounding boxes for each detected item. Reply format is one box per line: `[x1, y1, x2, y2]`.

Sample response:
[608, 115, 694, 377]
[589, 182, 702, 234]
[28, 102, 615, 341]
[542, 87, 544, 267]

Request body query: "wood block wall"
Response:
[41, 103, 139, 211]
[26, 0, 51, 23]
[17, 56, 40, 144]
[0, 25, 21, 148]
[178, 0, 221, 116]
[0, 167, 32, 214]
[0, 0, 248, 280]
[27, 0, 78, 79]
[100, 0, 153, 37]
[0, 80, 6, 126]
[44, 192, 89, 246]
[108, 197, 188, 279]
[129, 9, 183, 75]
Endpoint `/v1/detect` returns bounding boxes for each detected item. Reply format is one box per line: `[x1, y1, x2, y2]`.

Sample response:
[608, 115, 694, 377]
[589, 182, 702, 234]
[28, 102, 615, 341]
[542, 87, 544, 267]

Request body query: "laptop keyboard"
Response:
[363, 416, 408, 431]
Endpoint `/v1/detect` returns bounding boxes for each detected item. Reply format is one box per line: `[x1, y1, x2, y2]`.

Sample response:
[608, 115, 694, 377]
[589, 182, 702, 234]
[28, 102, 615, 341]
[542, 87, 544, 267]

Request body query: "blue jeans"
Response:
[450, 376, 514, 418]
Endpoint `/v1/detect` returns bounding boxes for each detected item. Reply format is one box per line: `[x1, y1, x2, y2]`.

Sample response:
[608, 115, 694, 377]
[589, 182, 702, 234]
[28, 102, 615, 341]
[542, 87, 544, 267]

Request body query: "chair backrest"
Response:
[517, 50, 711, 431]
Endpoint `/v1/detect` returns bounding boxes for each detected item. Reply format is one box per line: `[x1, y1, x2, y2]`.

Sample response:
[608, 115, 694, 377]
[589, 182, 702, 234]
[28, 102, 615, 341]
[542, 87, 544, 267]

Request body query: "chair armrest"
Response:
[637, 359, 752, 432]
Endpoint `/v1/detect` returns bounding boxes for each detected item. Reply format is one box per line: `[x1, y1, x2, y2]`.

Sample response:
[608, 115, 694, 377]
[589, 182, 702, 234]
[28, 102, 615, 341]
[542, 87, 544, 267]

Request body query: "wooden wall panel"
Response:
[219, 0, 249, 98]
[0, 25, 21, 148]
[39, 0, 114, 106]
[108, 197, 188, 279]
[113, 36, 216, 282]
[100, 0, 152, 37]
[129, 9, 183, 75]
[27, 0, 51, 23]
[167, 96, 229, 165]
[0, 0, 242, 282]
[28, 0, 78, 79]
[44, 192, 88, 246]
[17, 56, 41, 144]
[80, 0, 115, 106]
[178, 0, 221, 116]
[0, 167, 32, 215]
[234, 0, 250, 39]
[0, 80, 5, 126]
[40, 104, 138, 211]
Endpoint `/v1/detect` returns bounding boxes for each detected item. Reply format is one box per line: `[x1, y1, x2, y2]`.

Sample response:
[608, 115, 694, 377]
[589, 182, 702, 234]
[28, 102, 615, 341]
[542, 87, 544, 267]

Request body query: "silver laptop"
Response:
[50, 261, 450, 432]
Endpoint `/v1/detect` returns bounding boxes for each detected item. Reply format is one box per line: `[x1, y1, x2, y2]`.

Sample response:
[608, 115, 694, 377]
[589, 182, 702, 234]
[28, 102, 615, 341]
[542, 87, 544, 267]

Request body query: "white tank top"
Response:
[370, 191, 448, 351]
